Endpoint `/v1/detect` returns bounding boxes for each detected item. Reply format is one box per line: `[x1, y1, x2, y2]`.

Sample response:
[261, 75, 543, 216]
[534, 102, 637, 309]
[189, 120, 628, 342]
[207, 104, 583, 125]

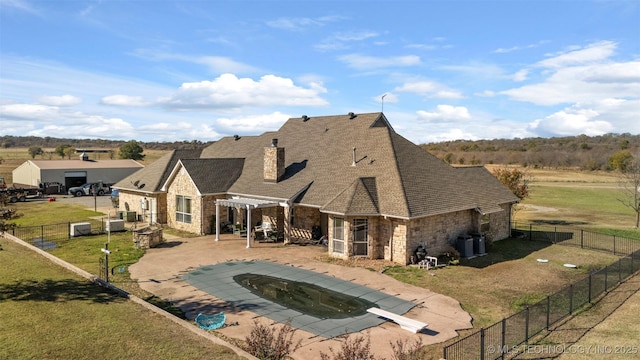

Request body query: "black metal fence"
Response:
[7, 219, 108, 249]
[513, 222, 640, 256]
[443, 225, 640, 360]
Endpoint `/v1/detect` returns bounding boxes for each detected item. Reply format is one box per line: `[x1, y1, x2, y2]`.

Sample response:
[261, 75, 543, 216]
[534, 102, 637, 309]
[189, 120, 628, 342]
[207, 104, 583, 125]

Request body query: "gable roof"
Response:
[113, 149, 202, 193]
[162, 158, 245, 194]
[198, 112, 518, 219]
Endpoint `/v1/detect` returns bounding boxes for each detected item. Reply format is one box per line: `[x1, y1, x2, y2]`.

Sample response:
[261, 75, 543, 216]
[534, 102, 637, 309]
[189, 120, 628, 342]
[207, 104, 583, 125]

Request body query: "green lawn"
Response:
[0, 238, 244, 360]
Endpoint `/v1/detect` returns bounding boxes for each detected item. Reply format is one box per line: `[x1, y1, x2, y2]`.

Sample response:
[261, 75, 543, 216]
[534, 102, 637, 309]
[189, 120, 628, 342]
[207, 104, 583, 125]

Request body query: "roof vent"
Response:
[348, 112, 357, 119]
[302, 115, 309, 122]
[233, 135, 241, 141]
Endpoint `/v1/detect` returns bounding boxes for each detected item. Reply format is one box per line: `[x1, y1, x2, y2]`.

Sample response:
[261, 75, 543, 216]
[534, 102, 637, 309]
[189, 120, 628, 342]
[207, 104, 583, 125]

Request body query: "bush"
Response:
[320, 332, 375, 360]
[244, 320, 302, 360]
[390, 338, 424, 360]
[438, 245, 460, 265]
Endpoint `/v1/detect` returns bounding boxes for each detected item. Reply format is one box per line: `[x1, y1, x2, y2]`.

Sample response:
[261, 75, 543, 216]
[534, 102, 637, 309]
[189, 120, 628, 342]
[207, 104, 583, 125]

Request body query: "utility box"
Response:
[105, 219, 125, 232]
[70, 222, 92, 237]
[125, 211, 137, 222]
[456, 235, 474, 258]
[473, 235, 486, 255]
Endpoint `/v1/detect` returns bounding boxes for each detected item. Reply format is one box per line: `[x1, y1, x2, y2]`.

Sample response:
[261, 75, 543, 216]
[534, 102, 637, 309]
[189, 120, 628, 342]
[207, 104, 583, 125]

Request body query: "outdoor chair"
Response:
[233, 224, 247, 237]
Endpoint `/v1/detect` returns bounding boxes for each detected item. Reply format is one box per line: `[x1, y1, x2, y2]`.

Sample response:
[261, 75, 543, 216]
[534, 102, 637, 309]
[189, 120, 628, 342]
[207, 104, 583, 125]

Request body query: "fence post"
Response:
[529, 224, 532, 241]
[501, 318, 506, 360]
[613, 235, 616, 255]
[41, 225, 44, 245]
[525, 306, 530, 343]
[569, 284, 574, 315]
[546, 295, 550, 330]
[580, 229, 584, 248]
[589, 272, 593, 304]
[554, 226, 557, 243]
[68, 222, 71, 239]
[480, 328, 485, 360]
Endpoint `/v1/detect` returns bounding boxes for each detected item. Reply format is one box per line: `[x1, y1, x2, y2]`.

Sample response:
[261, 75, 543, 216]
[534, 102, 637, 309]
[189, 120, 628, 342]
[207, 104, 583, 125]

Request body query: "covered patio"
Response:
[214, 197, 282, 248]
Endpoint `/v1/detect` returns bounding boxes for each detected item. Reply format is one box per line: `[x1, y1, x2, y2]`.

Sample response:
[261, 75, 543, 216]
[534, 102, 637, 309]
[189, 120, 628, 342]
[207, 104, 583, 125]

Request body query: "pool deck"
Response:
[129, 234, 473, 359]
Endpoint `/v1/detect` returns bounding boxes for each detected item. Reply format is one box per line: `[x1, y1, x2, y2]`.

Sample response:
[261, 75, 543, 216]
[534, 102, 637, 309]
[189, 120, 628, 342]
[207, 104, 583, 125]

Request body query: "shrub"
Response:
[390, 338, 424, 360]
[320, 332, 376, 360]
[244, 320, 302, 360]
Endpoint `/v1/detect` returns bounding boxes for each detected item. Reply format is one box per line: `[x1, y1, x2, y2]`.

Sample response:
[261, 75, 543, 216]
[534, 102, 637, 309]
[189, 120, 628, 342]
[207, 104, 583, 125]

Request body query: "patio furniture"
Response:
[195, 312, 226, 330]
[233, 224, 247, 237]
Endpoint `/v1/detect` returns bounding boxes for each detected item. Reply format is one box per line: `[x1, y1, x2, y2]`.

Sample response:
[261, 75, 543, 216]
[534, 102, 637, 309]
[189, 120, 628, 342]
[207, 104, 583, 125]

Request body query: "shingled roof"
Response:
[114, 149, 202, 192]
[163, 158, 244, 194]
[198, 112, 518, 219]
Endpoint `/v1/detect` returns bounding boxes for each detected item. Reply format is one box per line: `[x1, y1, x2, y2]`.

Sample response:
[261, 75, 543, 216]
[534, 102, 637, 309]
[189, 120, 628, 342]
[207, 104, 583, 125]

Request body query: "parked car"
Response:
[68, 182, 111, 197]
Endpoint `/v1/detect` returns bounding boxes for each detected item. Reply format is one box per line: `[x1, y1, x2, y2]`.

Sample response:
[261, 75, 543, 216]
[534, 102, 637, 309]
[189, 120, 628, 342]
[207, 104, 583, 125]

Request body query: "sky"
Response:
[1, 0, 639, 145]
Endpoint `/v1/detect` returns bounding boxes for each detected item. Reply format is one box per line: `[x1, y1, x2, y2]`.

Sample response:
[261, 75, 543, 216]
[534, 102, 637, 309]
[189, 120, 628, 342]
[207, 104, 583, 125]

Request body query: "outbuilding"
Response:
[12, 157, 143, 192]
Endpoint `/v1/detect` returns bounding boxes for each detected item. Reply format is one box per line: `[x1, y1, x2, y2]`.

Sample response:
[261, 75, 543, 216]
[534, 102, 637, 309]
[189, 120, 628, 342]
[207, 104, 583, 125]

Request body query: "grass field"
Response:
[0, 238, 244, 360]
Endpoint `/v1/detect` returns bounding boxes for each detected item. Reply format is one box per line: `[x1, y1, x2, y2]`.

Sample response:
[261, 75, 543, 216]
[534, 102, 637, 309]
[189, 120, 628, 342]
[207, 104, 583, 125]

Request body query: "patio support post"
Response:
[246, 204, 252, 248]
[215, 202, 220, 241]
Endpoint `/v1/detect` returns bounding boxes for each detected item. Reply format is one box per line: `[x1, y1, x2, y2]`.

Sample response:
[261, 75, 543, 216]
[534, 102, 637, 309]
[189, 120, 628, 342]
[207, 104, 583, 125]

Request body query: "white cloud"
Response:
[502, 60, 640, 106]
[37, 95, 81, 106]
[395, 81, 463, 99]
[159, 73, 328, 110]
[266, 15, 345, 30]
[315, 30, 379, 51]
[528, 105, 613, 136]
[26, 116, 136, 140]
[1, 103, 61, 120]
[417, 105, 471, 122]
[538, 41, 617, 68]
[101, 95, 150, 107]
[475, 90, 496, 97]
[132, 49, 258, 74]
[338, 54, 421, 70]
[215, 112, 290, 133]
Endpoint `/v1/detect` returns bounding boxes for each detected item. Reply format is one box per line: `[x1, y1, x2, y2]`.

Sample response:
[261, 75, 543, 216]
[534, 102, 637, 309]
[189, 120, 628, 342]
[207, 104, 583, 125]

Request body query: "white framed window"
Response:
[332, 217, 344, 254]
[176, 195, 192, 224]
[353, 218, 368, 256]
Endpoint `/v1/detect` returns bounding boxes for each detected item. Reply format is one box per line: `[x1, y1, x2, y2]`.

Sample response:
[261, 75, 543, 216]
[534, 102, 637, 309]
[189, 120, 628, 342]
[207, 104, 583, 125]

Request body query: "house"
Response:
[114, 112, 519, 265]
[12, 155, 144, 192]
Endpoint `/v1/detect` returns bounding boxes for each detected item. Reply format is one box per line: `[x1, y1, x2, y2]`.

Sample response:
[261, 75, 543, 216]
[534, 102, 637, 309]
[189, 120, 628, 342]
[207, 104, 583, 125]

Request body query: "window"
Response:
[480, 214, 491, 233]
[353, 219, 368, 256]
[176, 195, 192, 224]
[332, 217, 344, 254]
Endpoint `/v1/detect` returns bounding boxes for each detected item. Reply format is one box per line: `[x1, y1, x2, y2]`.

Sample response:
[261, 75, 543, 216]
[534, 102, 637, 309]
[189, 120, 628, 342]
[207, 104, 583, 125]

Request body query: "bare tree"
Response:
[617, 153, 640, 228]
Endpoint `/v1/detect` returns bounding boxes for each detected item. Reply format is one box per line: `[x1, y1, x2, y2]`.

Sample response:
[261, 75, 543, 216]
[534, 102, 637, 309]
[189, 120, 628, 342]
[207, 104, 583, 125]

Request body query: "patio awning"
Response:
[216, 197, 279, 209]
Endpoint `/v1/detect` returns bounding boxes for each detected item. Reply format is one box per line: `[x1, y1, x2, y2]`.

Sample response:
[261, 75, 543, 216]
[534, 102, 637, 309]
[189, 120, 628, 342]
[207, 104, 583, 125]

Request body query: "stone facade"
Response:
[263, 145, 285, 182]
[117, 191, 165, 224]
[167, 167, 201, 234]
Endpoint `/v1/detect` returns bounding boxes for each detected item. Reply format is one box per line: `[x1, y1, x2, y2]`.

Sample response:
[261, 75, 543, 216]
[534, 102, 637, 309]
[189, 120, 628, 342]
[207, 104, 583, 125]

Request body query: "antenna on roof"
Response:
[381, 94, 387, 113]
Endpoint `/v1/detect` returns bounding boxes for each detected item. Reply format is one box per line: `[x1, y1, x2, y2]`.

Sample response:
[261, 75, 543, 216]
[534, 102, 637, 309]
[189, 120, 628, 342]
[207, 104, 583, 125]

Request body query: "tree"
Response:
[609, 150, 633, 171]
[118, 140, 145, 160]
[55, 144, 71, 159]
[617, 153, 640, 228]
[492, 167, 530, 200]
[63, 147, 76, 159]
[28, 146, 44, 159]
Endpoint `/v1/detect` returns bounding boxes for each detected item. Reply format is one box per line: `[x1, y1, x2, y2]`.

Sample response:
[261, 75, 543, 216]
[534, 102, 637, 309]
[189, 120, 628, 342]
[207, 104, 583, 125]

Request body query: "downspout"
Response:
[200, 196, 204, 235]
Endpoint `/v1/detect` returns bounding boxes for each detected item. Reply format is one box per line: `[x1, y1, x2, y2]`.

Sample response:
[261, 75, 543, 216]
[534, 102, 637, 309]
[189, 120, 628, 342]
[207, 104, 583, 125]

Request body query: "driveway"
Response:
[129, 235, 473, 359]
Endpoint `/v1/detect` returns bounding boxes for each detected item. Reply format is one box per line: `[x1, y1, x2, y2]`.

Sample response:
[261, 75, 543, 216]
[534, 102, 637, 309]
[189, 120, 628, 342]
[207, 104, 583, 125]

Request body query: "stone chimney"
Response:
[264, 138, 285, 182]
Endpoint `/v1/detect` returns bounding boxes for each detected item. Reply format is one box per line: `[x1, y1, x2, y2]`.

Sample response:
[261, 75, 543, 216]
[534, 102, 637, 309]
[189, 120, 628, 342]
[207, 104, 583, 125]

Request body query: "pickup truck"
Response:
[68, 182, 111, 197]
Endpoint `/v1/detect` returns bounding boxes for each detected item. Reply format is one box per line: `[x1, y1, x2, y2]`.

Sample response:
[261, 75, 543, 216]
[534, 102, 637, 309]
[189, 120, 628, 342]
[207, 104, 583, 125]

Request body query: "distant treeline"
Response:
[2, 133, 638, 170]
[422, 133, 639, 170]
[0, 136, 213, 151]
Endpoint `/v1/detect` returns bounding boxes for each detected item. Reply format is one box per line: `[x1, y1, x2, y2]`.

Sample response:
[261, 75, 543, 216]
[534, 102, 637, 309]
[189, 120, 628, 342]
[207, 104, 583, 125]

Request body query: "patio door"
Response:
[352, 219, 368, 256]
